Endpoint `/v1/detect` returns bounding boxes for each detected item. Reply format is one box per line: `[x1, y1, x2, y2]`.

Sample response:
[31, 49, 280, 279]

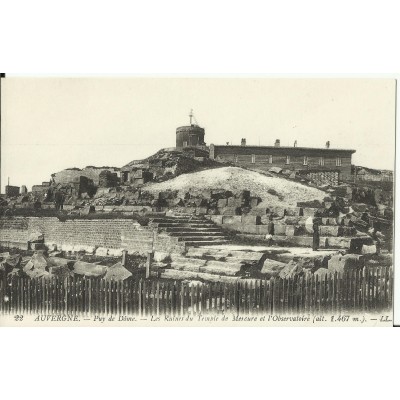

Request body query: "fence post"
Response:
[121, 250, 128, 267]
[146, 252, 153, 279]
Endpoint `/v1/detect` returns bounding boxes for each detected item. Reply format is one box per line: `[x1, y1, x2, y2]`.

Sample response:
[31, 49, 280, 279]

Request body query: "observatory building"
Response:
[174, 110, 355, 184]
[175, 110, 206, 149]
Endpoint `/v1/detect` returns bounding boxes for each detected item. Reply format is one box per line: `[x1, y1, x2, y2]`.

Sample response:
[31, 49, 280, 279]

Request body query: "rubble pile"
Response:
[121, 148, 222, 186]
[0, 250, 133, 281]
[154, 245, 393, 283]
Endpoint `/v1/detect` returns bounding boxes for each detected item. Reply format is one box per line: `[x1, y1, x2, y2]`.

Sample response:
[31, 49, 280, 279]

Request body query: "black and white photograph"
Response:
[0, 77, 395, 326]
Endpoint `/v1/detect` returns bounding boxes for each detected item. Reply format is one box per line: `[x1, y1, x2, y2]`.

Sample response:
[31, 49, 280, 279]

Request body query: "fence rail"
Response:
[0, 266, 393, 316]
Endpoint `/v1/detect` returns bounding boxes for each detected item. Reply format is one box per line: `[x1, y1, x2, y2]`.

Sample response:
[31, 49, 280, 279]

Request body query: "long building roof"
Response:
[212, 144, 356, 153]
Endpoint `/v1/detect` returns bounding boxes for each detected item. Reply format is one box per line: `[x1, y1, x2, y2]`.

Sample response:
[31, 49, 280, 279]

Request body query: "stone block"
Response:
[260, 258, 287, 276]
[217, 198, 228, 208]
[361, 244, 377, 255]
[260, 215, 271, 224]
[227, 197, 242, 207]
[210, 215, 223, 225]
[221, 207, 240, 216]
[270, 206, 285, 216]
[338, 226, 357, 236]
[236, 190, 250, 200]
[249, 197, 260, 207]
[325, 237, 352, 249]
[328, 254, 365, 273]
[321, 217, 338, 225]
[104, 262, 132, 281]
[242, 215, 261, 225]
[283, 216, 301, 225]
[279, 261, 303, 279]
[286, 207, 300, 216]
[47, 243, 58, 252]
[95, 247, 109, 257]
[60, 244, 74, 252]
[319, 226, 340, 237]
[73, 245, 95, 254]
[302, 208, 318, 217]
[285, 225, 296, 236]
[273, 224, 287, 235]
[256, 225, 270, 235]
[73, 261, 108, 277]
[47, 257, 71, 267]
[223, 222, 243, 232]
[108, 248, 123, 257]
[154, 251, 170, 262]
[222, 215, 242, 225]
[241, 224, 258, 234]
[196, 207, 208, 215]
[272, 236, 313, 247]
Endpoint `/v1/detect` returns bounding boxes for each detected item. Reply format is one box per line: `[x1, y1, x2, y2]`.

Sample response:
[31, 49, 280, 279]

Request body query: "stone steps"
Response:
[156, 222, 216, 228]
[151, 217, 204, 222]
[152, 213, 230, 248]
[169, 231, 225, 237]
[176, 235, 227, 242]
[184, 240, 230, 247]
[165, 227, 222, 233]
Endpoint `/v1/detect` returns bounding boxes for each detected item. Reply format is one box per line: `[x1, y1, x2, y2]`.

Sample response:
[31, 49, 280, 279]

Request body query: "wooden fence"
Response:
[0, 266, 393, 316]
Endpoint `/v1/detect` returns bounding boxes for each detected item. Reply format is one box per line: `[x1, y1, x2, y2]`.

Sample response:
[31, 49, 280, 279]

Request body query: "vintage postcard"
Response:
[0, 76, 395, 326]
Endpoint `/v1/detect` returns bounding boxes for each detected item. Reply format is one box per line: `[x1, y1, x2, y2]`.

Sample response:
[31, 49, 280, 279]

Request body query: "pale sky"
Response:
[0, 77, 396, 192]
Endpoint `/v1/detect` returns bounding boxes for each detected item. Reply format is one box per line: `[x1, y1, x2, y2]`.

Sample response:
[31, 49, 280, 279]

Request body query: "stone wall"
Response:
[304, 171, 339, 186]
[0, 217, 185, 255]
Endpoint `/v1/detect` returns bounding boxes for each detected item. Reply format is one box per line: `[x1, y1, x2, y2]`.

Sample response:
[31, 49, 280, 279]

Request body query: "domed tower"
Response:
[176, 110, 205, 149]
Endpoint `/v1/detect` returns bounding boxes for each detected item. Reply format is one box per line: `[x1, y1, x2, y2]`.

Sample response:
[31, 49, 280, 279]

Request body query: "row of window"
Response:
[236, 155, 342, 166]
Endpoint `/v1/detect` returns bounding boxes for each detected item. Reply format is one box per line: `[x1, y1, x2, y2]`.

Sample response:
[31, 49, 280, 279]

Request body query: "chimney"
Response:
[326, 141, 330, 149]
[241, 138, 246, 146]
[275, 139, 280, 147]
[294, 140, 297, 147]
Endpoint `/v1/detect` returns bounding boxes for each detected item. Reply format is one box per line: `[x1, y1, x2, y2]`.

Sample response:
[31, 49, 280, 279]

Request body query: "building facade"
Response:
[209, 142, 355, 181]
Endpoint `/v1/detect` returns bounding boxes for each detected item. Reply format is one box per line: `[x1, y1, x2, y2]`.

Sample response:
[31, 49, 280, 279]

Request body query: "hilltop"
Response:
[143, 166, 326, 208]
